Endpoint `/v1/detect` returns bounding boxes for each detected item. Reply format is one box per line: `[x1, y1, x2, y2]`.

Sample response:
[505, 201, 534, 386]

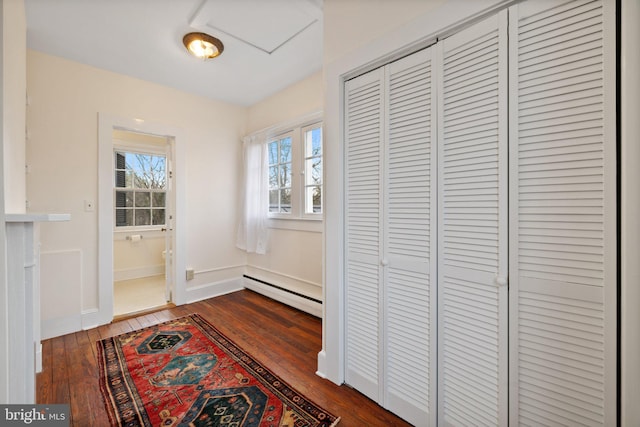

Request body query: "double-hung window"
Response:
[267, 121, 322, 220]
[303, 124, 322, 214]
[115, 150, 167, 228]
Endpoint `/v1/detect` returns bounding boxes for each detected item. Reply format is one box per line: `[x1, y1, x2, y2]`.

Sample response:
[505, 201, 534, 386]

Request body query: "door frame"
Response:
[98, 113, 186, 325]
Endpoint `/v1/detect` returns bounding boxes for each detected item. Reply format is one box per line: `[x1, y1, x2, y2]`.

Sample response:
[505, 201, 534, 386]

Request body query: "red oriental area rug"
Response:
[97, 314, 340, 427]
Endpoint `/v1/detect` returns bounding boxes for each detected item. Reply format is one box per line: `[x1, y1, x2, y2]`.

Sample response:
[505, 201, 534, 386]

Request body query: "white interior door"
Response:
[164, 140, 174, 303]
[344, 67, 385, 403]
[437, 10, 509, 427]
[383, 47, 437, 427]
[508, 1, 616, 425]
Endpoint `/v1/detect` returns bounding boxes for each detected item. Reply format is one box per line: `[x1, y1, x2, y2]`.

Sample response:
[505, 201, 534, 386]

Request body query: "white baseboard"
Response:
[82, 308, 100, 331]
[114, 265, 164, 282]
[316, 350, 327, 379]
[243, 276, 322, 318]
[185, 277, 244, 304]
[41, 314, 82, 340]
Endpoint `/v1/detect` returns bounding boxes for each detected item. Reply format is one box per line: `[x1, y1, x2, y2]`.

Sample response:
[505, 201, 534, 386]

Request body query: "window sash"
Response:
[114, 150, 167, 228]
[302, 124, 323, 216]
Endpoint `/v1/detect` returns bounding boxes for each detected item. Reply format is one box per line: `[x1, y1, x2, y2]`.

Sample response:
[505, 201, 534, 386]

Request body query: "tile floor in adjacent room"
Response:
[113, 275, 168, 316]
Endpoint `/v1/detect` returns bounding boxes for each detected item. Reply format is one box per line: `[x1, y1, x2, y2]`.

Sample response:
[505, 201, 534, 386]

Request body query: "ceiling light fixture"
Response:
[183, 32, 224, 60]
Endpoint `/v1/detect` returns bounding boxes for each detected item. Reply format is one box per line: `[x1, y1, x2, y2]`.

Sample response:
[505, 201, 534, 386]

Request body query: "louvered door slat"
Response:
[384, 47, 436, 427]
[509, 1, 616, 425]
[438, 11, 508, 427]
[344, 69, 384, 402]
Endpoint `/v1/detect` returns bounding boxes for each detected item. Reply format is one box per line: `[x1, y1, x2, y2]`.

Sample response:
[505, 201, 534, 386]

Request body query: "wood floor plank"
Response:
[37, 290, 411, 427]
[49, 336, 70, 405]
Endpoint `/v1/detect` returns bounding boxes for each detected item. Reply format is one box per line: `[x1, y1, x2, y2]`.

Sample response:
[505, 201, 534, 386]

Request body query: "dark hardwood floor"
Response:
[37, 289, 412, 426]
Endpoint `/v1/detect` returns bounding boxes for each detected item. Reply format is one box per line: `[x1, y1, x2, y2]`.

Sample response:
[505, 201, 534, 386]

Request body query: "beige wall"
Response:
[323, 0, 446, 65]
[26, 50, 247, 324]
[0, 0, 26, 404]
[113, 235, 165, 281]
[3, 0, 26, 212]
[246, 71, 324, 300]
[247, 71, 323, 134]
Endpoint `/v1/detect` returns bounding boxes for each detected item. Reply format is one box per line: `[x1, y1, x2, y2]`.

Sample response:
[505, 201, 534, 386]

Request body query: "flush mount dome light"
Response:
[183, 32, 224, 60]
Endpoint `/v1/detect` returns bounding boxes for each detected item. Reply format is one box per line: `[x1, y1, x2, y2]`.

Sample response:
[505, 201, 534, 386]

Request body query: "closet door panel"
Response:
[437, 11, 509, 427]
[509, 1, 616, 425]
[384, 47, 436, 426]
[344, 69, 385, 402]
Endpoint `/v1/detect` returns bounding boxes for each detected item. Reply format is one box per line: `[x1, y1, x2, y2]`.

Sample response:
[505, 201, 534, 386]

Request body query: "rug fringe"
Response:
[329, 416, 341, 427]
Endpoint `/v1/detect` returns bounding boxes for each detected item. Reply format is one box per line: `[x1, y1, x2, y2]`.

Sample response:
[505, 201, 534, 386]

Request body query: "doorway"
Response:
[98, 114, 186, 325]
[112, 130, 173, 316]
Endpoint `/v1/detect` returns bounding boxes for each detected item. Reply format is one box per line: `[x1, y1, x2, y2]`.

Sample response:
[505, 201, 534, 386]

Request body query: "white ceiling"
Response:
[24, 0, 323, 106]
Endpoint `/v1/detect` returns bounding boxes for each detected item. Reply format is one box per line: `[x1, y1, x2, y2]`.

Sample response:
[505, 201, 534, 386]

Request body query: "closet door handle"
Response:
[381, 259, 389, 266]
[495, 276, 508, 287]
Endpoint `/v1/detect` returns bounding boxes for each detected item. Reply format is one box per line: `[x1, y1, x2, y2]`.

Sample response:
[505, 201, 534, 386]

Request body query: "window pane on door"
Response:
[152, 192, 165, 208]
[152, 209, 165, 225]
[135, 209, 151, 226]
[116, 209, 133, 227]
[114, 149, 167, 228]
[135, 192, 150, 207]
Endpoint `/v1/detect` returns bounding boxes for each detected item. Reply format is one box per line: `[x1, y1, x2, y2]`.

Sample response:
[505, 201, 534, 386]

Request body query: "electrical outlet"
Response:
[186, 268, 195, 281]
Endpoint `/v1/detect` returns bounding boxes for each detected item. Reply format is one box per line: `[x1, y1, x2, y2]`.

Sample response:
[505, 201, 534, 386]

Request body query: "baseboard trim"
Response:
[243, 276, 322, 318]
[41, 314, 82, 341]
[316, 350, 328, 379]
[184, 277, 244, 304]
[82, 308, 100, 331]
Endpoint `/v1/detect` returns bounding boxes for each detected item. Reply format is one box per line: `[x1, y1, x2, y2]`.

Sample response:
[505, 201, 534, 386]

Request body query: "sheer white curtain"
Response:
[236, 133, 269, 254]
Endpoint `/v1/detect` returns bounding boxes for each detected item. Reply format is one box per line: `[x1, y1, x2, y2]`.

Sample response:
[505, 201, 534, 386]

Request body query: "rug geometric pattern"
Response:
[97, 314, 340, 427]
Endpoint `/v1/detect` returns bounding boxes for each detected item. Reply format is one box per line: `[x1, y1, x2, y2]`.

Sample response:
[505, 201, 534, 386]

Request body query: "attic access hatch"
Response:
[189, 0, 322, 55]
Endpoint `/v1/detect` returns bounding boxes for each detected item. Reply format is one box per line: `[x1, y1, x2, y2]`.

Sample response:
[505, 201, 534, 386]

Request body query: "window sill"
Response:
[267, 217, 323, 233]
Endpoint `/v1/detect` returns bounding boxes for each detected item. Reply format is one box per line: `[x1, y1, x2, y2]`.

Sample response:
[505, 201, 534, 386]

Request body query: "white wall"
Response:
[621, 0, 640, 424]
[244, 71, 323, 308]
[323, 0, 446, 65]
[3, 0, 26, 213]
[26, 50, 248, 335]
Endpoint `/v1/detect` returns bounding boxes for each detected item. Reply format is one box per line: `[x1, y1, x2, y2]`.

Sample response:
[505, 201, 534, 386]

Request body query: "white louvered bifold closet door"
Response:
[344, 67, 385, 403]
[437, 11, 509, 427]
[508, 1, 616, 425]
[344, 46, 436, 426]
[384, 47, 437, 427]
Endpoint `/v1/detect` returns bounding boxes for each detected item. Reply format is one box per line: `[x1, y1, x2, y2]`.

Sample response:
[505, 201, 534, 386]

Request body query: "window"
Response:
[115, 151, 166, 227]
[268, 136, 292, 213]
[266, 121, 322, 219]
[303, 125, 322, 214]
